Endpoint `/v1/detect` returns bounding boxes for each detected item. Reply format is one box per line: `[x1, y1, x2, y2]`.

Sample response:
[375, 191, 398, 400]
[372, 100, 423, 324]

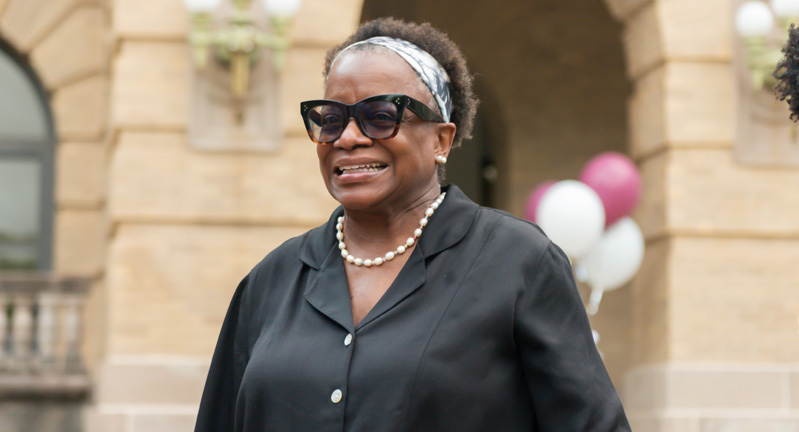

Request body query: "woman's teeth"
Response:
[339, 163, 387, 174]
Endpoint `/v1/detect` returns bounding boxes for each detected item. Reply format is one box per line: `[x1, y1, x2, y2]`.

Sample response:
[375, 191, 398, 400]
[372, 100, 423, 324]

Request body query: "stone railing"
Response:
[0, 274, 91, 398]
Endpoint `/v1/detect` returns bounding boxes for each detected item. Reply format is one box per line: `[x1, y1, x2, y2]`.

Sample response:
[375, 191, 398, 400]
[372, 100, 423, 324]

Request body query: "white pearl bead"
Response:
[420, 218, 428, 226]
[374, 258, 383, 265]
[354, 258, 363, 266]
[337, 216, 344, 222]
[364, 259, 372, 267]
[406, 238, 415, 247]
[431, 202, 439, 210]
[414, 228, 422, 237]
[425, 208, 434, 217]
[346, 255, 355, 263]
[339, 242, 346, 250]
[385, 252, 395, 261]
[336, 232, 343, 240]
[397, 246, 406, 254]
[336, 223, 343, 230]
[341, 249, 349, 258]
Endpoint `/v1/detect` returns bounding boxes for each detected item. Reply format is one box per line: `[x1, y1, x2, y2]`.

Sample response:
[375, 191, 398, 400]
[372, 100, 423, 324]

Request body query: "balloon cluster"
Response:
[524, 152, 644, 316]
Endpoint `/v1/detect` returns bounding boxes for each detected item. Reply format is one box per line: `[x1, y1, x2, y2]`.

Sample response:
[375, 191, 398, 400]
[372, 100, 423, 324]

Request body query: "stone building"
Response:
[0, 0, 797, 431]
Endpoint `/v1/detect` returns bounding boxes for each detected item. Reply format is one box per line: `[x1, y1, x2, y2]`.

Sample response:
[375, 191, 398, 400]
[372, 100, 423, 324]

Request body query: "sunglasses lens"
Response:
[307, 105, 346, 143]
[358, 100, 399, 139]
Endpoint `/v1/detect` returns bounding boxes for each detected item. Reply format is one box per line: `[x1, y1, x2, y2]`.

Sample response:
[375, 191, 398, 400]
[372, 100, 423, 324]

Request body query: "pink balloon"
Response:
[523, 180, 556, 223]
[579, 152, 641, 227]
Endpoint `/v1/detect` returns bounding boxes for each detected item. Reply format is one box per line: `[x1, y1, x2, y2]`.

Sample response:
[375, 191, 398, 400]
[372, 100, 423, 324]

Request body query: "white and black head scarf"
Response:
[331, 36, 453, 122]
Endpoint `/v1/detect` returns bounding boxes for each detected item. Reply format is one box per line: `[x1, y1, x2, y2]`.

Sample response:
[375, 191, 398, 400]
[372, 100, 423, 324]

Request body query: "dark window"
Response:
[0, 40, 55, 271]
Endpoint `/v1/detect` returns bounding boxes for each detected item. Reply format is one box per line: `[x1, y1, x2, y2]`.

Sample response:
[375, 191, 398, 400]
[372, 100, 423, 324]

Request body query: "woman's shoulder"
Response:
[474, 206, 551, 249]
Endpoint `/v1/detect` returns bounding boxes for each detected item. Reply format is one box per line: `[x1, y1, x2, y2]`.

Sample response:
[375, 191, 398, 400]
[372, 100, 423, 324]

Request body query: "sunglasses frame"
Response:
[300, 94, 444, 144]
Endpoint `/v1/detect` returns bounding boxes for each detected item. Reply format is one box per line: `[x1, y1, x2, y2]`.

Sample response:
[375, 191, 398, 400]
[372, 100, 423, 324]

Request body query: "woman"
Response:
[776, 25, 799, 119]
[195, 18, 630, 432]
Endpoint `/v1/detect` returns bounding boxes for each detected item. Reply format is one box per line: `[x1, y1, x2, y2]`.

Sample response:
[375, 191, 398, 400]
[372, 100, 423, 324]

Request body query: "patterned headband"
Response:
[332, 36, 452, 122]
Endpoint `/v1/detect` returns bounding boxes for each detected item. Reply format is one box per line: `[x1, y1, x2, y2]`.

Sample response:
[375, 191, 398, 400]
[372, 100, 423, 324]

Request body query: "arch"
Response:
[360, 0, 634, 384]
[0, 37, 56, 271]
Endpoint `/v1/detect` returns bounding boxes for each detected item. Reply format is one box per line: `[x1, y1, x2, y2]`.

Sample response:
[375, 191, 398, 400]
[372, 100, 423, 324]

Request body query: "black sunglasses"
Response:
[300, 94, 444, 144]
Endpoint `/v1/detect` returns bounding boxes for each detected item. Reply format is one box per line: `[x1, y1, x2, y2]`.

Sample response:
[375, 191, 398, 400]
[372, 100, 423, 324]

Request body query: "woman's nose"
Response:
[335, 118, 372, 149]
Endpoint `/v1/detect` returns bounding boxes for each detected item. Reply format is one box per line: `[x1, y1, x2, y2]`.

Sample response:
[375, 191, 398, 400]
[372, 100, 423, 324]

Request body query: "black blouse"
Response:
[194, 185, 631, 432]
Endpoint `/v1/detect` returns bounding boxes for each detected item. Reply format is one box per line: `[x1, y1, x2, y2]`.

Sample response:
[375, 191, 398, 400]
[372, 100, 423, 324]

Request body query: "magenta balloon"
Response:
[523, 180, 556, 222]
[579, 152, 641, 227]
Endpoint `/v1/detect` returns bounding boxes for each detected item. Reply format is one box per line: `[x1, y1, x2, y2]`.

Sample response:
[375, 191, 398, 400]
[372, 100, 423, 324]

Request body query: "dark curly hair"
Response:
[775, 25, 799, 121]
[323, 18, 478, 150]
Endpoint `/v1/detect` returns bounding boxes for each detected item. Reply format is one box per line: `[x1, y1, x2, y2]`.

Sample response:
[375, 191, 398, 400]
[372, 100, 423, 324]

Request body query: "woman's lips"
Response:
[335, 162, 388, 175]
[334, 162, 388, 182]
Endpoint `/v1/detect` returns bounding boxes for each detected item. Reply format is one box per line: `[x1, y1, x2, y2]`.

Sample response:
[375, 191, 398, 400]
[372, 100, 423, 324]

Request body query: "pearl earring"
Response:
[435, 155, 447, 164]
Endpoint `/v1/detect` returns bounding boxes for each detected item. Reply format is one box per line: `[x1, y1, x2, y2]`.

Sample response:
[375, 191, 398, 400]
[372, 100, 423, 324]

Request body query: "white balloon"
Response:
[536, 180, 605, 259]
[735, 1, 775, 37]
[582, 217, 644, 291]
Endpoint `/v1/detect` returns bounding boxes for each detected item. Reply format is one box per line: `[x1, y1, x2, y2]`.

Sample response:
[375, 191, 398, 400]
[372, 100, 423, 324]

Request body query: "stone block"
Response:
[670, 236, 799, 362]
[634, 151, 667, 239]
[111, 41, 189, 129]
[84, 410, 126, 432]
[132, 413, 197, 432]
[629, 238, 669, 366]
[666, 367, 787, 409]
[281, 46, 328, 136]
[793, 368, 799, 410]
[96, 358, 208, 405]
[52, 75, 109, 141]
[623, 2, 662, 80]
[290, 0, 363, 46]
[668, 149, 799, 235]
[113, 0, 186, 40]
[701, 417, 799, 432]
[80, 279, 107, 375]
[109, 131, 336, 225]
[54, 209, 106, 276]
[659, 0, 732, 62]
[603, 0, 651, 21]
[630, 64, 734, 158]
[629, 65, 665, 158]
[663, 63, 734, 146]
[626, 415, 701, 432]
[0, 0, 77, 53]
[106, 223, 308, 355]
[30, 7, 107, 89]
[56, 141, 106, 207]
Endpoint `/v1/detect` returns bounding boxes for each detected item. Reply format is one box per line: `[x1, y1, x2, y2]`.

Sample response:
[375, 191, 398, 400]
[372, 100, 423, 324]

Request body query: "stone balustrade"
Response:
[0, 274, 91, 398]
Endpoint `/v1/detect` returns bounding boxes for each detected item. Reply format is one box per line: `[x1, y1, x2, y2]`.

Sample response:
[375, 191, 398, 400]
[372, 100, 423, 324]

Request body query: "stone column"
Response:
[87, 1, 362, 431]
[605, 0, 799, 430]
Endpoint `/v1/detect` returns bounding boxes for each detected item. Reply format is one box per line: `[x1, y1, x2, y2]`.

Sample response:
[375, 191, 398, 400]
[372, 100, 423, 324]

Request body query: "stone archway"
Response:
[361, 0, 633, 384]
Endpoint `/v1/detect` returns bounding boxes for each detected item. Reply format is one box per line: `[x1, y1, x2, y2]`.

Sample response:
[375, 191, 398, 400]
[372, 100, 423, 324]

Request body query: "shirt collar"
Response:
[298, 184, 478, 270]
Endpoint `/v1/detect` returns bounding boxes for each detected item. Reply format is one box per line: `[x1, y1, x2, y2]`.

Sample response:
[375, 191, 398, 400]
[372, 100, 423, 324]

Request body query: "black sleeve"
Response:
[194, 274, 251, 432]
[515, 242, 631, 431]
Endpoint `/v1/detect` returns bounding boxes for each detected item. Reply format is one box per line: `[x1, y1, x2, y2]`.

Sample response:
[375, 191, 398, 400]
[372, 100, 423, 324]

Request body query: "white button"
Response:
[331, 389, 343, 403]
[344, 333, 353, 346]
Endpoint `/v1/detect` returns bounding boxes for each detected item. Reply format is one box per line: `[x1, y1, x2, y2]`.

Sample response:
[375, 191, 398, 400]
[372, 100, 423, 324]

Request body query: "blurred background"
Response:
[0, 0, 797, 431]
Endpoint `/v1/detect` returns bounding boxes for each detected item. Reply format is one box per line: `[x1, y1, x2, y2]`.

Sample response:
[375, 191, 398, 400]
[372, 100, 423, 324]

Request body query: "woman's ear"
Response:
[435, 123, 456, 158]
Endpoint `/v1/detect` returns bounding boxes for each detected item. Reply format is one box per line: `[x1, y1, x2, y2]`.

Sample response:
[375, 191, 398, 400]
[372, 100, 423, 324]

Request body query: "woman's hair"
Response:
[324, 17, 479, 150]
[775, 25, 799, 121]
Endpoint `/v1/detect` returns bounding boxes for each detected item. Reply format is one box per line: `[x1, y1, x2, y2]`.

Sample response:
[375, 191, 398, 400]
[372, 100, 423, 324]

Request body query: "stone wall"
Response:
[607, 0, 799, 429]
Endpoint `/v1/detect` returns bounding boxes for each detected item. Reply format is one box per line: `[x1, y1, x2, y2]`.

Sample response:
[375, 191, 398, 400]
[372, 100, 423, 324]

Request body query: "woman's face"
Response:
[317, 50, 454, 213]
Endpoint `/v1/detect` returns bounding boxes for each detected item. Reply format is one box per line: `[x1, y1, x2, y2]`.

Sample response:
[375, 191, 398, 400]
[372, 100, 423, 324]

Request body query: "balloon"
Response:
[536, 180, 605, 259]
[579, 152, 641, 227]
[523, 180, 556, 222]
[581, 217, 644, 291]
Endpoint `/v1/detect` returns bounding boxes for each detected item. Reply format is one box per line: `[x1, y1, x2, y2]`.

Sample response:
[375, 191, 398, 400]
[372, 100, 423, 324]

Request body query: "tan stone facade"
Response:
[0, 0, 798, 431]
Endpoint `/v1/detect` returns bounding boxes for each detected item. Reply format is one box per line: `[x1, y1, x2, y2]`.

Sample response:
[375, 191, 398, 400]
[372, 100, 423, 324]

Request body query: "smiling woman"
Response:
[195, 17, 631, 432]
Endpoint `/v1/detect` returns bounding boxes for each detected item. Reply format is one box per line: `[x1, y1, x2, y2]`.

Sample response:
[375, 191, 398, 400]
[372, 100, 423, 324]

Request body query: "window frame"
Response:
[0, 39, 56, 272]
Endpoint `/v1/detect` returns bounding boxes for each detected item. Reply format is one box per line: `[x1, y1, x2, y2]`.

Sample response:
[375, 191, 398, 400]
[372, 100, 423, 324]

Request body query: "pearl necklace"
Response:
[337, 192, 446, 267]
